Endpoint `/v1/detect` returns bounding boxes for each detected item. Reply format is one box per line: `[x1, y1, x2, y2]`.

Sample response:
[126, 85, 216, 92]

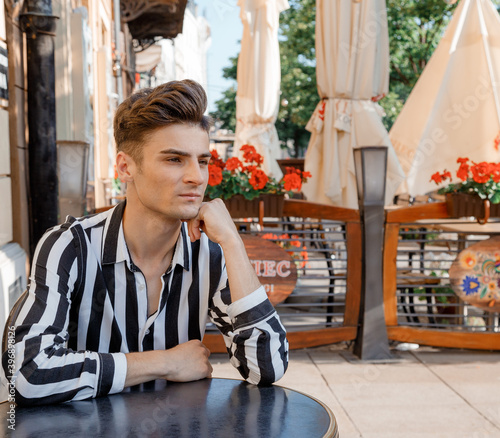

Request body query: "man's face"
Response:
[126, 124, 211, 221]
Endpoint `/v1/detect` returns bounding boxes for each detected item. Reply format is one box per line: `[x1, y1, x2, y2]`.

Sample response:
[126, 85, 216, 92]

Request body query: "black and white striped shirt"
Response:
[4, 202, 288, 406]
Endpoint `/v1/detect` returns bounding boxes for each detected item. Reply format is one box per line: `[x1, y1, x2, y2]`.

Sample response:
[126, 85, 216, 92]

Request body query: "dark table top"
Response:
[1, 378, 338, 437]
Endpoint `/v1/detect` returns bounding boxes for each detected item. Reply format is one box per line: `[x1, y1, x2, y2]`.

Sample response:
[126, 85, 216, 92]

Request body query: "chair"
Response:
[2, 290, 28, 354]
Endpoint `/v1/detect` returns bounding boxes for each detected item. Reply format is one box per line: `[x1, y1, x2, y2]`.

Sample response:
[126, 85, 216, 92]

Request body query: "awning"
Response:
[121, 0, 188, 40]
[135, 44, 163, 72]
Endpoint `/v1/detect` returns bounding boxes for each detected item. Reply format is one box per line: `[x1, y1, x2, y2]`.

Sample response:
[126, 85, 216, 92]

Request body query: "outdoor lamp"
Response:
[353, 146, 387, 206]
[353, 146, 393, 361]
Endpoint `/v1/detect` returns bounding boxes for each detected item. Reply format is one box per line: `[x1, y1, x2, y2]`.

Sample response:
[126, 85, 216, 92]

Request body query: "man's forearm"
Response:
[219, 235, 262, 302]
[124, 351, 167, 387]
[124, 340, 213, 387]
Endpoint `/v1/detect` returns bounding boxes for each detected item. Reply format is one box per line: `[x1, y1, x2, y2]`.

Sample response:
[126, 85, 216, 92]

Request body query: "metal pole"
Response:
[20, 1, 59, 257]
[113, 0, 123, 102]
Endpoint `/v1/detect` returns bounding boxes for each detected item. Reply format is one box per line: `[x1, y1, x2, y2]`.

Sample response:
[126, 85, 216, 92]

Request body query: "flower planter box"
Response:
[445, 193, 500, 224]
[223, 194, 285, 219]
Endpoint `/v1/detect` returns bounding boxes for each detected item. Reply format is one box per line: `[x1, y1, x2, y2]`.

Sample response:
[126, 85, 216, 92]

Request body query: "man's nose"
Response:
[185, 161, 205, 185]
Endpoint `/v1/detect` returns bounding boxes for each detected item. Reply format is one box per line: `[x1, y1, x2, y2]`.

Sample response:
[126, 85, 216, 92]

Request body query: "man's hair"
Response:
[113, 79, 212, 164]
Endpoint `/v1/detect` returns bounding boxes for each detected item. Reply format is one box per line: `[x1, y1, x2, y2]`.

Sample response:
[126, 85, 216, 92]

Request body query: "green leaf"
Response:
[480, 287, 488, 299]
[490, 191, 500, 204]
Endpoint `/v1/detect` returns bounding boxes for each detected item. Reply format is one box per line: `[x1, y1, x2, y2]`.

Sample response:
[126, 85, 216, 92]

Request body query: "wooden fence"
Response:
[384, 202, 500, 350]
[203, 199, 363, 352]
[204, 200, 500, 352]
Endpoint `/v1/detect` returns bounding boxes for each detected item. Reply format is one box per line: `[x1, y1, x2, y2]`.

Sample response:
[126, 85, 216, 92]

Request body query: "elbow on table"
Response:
[12, 376, 46, 407]
[246, 354, 289, 387]
[11, 368, 85, 407]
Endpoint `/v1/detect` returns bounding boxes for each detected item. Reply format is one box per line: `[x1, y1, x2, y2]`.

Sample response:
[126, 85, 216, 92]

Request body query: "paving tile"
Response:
[469, 403, 500, 430]
[418, 361, 500, 405]
[342, 401, 494, 437]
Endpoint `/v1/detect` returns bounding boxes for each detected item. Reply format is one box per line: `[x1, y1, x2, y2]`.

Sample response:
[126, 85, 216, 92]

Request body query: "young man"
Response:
[4, 80, 288, 406]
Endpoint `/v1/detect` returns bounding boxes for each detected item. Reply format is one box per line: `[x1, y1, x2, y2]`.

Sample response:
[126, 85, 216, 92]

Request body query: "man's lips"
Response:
[179, 193, 202, 200]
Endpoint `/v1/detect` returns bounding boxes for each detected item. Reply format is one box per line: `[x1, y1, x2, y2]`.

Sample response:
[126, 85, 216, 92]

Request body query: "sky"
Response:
[194, 0, 242, 113]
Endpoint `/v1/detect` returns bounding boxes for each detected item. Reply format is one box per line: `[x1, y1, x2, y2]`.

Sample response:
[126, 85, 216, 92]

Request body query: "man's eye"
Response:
[199, 160, 209, 166]
[167, 157, 181, 163]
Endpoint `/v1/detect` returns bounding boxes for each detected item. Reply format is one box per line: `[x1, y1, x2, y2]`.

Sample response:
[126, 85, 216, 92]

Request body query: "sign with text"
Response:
[0, 46, 8, 101]
[241, 234, 298, 306]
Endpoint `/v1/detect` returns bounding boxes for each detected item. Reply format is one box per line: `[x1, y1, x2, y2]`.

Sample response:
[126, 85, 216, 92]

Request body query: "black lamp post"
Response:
[353, 146, 393, 361]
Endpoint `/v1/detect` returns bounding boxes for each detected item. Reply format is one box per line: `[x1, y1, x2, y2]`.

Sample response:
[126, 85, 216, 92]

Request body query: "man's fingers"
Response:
[187, 217, 202, 242]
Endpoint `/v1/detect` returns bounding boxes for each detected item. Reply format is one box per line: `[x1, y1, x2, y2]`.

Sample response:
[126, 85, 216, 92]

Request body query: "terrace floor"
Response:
[211, 343, 500, 438]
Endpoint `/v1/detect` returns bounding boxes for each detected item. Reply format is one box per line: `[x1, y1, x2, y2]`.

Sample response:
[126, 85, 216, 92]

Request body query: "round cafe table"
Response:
[0, 378, 338, 437]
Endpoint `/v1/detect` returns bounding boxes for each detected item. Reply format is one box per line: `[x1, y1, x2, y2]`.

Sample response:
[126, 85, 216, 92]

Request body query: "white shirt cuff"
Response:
[109, 352, 127, 394]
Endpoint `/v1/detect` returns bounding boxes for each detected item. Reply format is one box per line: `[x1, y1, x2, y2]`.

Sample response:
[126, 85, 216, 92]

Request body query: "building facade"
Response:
[0, 0, 210, 363]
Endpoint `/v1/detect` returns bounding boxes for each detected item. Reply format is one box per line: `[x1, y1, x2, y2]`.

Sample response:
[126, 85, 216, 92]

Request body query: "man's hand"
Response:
[186, 198, 240, 247]
[124, 340, 212, 387]
[186, 198, 262, 303]
[161, 340, 213, 382]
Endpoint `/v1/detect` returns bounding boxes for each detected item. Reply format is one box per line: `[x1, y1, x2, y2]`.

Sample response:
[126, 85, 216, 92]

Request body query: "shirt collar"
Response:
[102, 201, 191, 272]
[171, 223, 190, 271]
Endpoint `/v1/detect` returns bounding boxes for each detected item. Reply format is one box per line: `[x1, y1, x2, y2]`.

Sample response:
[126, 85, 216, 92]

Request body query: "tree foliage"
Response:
[277, 0, 317, 157]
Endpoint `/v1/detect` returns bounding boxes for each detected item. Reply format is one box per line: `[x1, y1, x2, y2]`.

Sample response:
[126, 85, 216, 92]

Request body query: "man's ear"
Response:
[116, 152, 135, 183]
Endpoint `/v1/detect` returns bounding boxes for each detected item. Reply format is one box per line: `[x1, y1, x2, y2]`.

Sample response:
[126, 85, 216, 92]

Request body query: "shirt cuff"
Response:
[109, 352, 127, 394]
[226, 286, 276, 330]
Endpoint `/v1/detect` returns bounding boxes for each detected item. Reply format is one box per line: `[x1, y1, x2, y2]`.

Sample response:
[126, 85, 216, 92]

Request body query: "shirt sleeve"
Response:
[1, 223, 127, 406]
[209, 284, 289, 385]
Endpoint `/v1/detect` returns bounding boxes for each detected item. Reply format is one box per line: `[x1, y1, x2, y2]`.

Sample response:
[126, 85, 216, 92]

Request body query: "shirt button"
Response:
[145, 329, 150, 335]
[139, 285, 145, 291]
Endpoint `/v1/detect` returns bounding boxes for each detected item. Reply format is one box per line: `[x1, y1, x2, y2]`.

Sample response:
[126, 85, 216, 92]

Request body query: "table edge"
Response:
[210, 378, 339, 438]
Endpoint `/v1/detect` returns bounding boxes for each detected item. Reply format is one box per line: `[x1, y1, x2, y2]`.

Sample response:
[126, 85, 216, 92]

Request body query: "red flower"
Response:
[283, 172, 302, 191]
[208, 164, 223, 186]
[249, 169, 268, 190]
[456, 162, 469, 181]
[225, 157, 242, 172]
[471, 162, 491, 184]
[491, 163, 500, 183]
[210, 150, 225, 168]
[241, 144, 257, 162]
[261, 233, 278, 240]
[240, 144, 264, 164]
[243, 165, 257, 173]
[457, 157, 469, 165]
[430, 172, 442, 184]
[442, 170, 452, 180]
[302, 171, 312, 179]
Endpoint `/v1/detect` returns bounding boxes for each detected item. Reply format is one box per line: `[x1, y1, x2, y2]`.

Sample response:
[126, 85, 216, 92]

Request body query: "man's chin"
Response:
[177, 206, 201, 221]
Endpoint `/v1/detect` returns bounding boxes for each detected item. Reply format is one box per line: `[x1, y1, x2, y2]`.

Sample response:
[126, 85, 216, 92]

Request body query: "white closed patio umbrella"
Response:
[391, 0, 500, 196]
[302, 0, 404, 208]
[233, 0, 289, 177]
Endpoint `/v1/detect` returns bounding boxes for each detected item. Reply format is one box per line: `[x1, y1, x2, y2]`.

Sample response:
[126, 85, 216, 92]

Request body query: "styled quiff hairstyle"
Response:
[113, 79, 211, 164]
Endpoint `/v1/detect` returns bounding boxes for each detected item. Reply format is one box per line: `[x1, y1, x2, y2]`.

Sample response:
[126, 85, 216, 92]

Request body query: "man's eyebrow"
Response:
[159, 148, 212, 158]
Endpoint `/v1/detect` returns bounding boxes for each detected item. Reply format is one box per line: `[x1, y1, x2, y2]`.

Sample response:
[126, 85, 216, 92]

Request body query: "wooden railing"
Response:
[384, 202, 500, 350]
[203, 199, 363, 352]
